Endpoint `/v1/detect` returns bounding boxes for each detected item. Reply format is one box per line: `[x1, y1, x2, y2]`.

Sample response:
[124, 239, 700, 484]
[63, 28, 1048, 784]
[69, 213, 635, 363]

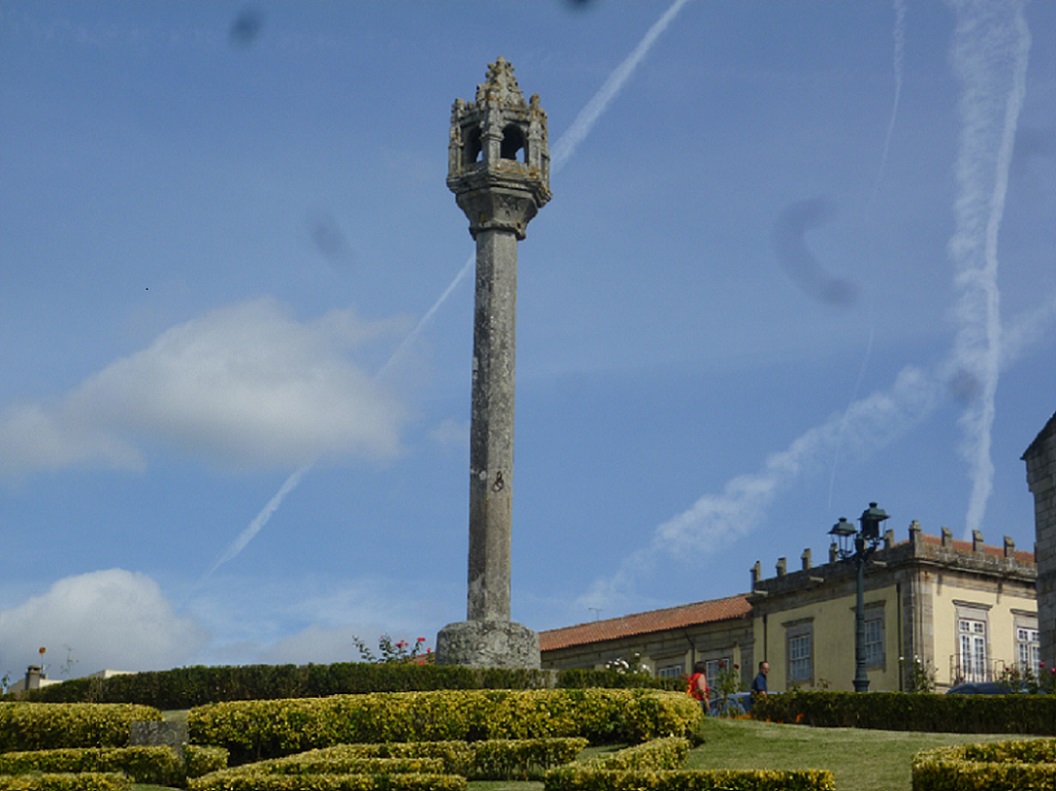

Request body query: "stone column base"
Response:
[435, 620, 540, 669]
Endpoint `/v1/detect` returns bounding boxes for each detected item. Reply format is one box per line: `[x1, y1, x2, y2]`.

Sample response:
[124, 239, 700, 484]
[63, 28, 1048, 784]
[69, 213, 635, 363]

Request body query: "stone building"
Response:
[540, 526, 1037, 693]
[540, 594, 754, 692]
[1025, 411, 1056, 665]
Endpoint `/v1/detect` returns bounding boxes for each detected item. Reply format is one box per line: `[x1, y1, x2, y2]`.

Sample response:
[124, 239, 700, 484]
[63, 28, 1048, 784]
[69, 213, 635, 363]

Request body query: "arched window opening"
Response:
[464, 127, 482, 166]
[500, 125, 526, 162]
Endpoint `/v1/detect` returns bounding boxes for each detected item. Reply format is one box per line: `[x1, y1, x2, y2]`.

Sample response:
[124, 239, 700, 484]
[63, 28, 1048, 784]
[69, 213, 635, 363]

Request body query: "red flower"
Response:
[417, 637, 427, 643]
[734, 664, 740, 670]
[396, 640, 408, 650]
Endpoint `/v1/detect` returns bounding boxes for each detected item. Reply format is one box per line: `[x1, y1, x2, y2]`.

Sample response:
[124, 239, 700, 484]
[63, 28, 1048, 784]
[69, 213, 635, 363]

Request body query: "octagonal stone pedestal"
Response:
[435, 619, 540, 669]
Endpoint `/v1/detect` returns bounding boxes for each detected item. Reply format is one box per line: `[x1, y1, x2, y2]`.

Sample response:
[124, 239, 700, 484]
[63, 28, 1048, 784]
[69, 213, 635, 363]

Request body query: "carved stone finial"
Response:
[476, 57, 526, 107]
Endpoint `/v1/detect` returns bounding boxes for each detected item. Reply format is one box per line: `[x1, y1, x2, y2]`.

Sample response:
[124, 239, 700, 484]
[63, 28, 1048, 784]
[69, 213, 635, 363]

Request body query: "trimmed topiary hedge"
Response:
[583, 738, 689, 771]
[0, 747, 182, 786]
[0, 774, 131, 791]
[753, 689, 1056, 734]
[0, 704, 163, 753]
[22, 664, 679, 709]
[912, 739, 1056, 790]
[190, 774, 465, 791]
[188, 690, 700, 763]
[544, 766, 836, 791]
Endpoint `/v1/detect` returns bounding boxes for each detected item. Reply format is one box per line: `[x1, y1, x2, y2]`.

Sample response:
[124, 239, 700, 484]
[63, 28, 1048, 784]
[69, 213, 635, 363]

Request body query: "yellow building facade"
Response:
[540, 526, 1037, 694]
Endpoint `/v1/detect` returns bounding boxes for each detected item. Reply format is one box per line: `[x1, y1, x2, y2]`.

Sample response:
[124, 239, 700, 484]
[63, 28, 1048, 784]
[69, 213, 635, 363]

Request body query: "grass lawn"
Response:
[689, 717, 1021, 791]
[136, 716, 1035, 791]
[463, 720, 1029, 791]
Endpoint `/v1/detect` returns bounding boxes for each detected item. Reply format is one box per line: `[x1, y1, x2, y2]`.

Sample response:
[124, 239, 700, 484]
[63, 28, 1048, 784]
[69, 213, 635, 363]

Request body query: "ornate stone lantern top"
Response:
[447, 57, 551, 238]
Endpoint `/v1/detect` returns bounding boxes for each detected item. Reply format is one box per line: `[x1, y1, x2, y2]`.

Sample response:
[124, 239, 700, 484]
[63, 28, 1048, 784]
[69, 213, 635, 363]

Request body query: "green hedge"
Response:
[913, 739, 1056, 790]
[753, 690, 1056, 734]
[188, 690, 700, 763]
[0, 774, 131, 791]
[0, 747, 182, 786]
[21, 664, 679, 709]
[544, 766, 835, 791]
[0, 704, 163, 752]
[465, 738, 587, 780]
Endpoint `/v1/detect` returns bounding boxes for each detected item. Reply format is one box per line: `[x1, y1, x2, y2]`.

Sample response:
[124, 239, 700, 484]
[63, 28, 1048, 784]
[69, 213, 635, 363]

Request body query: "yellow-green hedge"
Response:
[189, 773, 465, 791]
[185, 746, 230, 778]
[194, 738, 587, 782]
[0, 773, 131, 791]
[585, 738, 688, 771]
[229, 744, 474, 777]
[0, 747, 181, 786]
[188, 689, 700, 761]
[0, 704, 162, 752]
[912, 739, 1056, 790]
[545, 766, 836, 791]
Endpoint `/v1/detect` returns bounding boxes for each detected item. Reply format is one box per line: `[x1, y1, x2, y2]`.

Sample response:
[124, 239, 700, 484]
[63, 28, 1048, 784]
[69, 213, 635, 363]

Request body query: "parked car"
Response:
[946, 681, 1019, 694]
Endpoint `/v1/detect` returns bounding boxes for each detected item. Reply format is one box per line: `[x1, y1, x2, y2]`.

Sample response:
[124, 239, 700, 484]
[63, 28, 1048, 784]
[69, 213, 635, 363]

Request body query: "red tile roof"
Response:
[539, 594, 752, 652]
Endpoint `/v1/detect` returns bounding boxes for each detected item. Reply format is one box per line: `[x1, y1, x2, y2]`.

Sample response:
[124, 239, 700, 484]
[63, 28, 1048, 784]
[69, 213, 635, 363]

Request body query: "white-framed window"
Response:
[705, 657, 732, 695]
[959, 618, 988, 682]
[656, 663, 684, 679]
[865, 615, 885, 667]
[1017, 627, 1040, 676]
[788, 634, 811, 683]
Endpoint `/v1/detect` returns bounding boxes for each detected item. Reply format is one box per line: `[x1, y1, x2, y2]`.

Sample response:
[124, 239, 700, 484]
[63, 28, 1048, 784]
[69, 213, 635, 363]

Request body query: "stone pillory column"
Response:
[436, 57, 551, 669]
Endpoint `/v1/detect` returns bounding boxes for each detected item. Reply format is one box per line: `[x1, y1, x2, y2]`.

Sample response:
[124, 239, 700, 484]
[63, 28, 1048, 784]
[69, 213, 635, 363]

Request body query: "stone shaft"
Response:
[468, 228, 518, 621]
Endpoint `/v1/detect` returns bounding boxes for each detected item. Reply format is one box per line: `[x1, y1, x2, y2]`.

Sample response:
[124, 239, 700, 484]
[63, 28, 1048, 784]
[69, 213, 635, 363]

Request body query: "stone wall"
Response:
[1025, 413, 1056, 664]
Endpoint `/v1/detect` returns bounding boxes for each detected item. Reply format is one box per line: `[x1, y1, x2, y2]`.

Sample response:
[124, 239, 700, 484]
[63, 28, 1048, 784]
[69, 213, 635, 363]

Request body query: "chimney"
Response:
[776, 557, 787, 578]
[1003, 536, 1016, 559]
[801, 548, 812, 571]
[883, 528, 894, 549]
[909, 520, 922, 546]
[751, 561, 761, 589]
[972, 530, 984, 553]
[941, 527, 953, 548]
[25, 665, 41, 690]
[829, 542, 839, 564]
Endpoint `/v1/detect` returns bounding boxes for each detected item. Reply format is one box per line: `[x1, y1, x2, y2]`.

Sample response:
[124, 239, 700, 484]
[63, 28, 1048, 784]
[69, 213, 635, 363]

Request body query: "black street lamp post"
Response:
[829, 502, 890, 693]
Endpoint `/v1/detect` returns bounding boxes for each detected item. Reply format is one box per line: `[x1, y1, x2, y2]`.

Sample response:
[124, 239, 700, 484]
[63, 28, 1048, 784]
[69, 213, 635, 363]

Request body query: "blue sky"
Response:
[1, 0, 1053, 679]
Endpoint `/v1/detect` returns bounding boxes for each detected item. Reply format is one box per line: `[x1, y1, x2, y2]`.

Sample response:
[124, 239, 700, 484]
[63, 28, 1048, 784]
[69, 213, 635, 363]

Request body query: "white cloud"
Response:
[429, 419, 470, 449]
[0, 299, 412, 478]
[0, 570, 207, 677]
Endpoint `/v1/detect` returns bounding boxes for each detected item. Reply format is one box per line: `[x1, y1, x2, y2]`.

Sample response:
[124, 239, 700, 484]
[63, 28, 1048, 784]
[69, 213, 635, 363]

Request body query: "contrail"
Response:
[870, 0, 907, 201]
[577, 298, 1056, 612]
[579, 0, 1038, 610]
[381, 0, 694, 378]
[550, 0, 693, 172]
[213, 0, 693, 573]
[205, 464, 311, 577]
[947, 0, 1030, 539]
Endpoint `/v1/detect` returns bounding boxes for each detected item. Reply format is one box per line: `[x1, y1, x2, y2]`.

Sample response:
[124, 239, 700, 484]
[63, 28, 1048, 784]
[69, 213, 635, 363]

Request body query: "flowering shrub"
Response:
[898, 655, 936, 693]
[712, 661, 742, 716]
[605, 654, 649, 675]
[352, 636, 432, 665]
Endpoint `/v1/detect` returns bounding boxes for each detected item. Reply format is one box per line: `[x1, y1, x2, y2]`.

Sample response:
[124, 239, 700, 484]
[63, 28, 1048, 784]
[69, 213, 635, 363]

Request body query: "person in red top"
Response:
[687, 660, 710, 715]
